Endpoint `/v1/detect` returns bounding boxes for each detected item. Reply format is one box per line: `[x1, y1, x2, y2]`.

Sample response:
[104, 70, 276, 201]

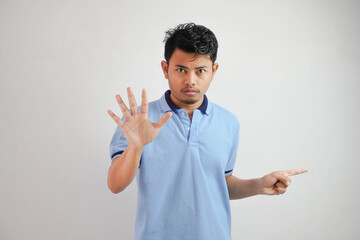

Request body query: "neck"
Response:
[170, 94, 203, 121]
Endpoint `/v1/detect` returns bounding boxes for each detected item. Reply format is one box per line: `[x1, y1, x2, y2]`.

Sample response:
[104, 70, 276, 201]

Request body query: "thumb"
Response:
[155, 112, 172, 129]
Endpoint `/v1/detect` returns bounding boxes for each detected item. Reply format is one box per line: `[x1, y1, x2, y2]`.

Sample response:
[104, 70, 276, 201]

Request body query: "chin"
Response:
[183, 100, 197, 105]
[182, 98, 200, 105]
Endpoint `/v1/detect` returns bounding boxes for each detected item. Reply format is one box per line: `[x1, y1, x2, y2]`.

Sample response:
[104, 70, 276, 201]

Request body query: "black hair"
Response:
[163, 23, 218, 64]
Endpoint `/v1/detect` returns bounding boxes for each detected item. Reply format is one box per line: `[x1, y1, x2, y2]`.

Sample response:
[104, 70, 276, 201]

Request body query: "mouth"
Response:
[182, 88, 200, 96]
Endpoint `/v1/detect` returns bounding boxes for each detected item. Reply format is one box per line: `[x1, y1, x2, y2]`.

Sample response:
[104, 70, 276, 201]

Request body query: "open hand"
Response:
[107, 87, 172, 148]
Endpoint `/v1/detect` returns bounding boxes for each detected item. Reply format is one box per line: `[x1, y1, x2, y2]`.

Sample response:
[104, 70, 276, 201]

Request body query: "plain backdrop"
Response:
[1, 0, 359, 239]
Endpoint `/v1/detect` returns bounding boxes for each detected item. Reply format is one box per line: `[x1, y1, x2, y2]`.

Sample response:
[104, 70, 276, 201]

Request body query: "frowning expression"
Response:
[161, 48, 218, 109]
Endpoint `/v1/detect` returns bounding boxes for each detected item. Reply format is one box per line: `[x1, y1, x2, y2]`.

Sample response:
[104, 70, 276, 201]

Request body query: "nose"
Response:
[184, 72, 196, 86]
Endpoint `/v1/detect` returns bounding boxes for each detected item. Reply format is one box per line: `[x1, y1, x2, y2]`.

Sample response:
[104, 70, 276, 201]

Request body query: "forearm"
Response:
[226, 175, 263, 200]
[107, 144, 143, 194]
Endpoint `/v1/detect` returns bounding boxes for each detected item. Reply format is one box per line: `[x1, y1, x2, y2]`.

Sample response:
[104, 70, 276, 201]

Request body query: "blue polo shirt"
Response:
[110, 90, 240, 240]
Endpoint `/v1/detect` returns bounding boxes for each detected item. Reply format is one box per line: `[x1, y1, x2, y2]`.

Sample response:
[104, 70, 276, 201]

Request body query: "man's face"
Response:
[161, 48, 218, 109]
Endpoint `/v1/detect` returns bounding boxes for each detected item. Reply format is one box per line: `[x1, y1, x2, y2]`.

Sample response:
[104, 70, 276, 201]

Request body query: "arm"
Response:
[225, 175, 262, 200]
[107, 144, 143, 193]
[226, 168, 308, 200]
[107, 88, 172, 194]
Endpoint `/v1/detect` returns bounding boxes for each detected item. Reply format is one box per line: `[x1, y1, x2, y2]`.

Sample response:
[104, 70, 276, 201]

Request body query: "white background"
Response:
[1, 0, 359, 239]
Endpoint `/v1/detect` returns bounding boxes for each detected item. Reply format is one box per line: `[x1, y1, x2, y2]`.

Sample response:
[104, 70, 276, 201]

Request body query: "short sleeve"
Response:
[225, 121, 240, 176]
[109, 125, 128, 161]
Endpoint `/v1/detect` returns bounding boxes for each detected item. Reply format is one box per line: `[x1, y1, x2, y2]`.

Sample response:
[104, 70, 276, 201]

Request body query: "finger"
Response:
[154, 112, 172, 129]
[275, 181, 287, 189]
[127, 87, 138, 115]
[275, 182, 287, 193]
[273, 172, 291, 186]
[283, 168, 308, 177]
[141, 88, 148, 114]
[115, 94, 131, 120]
[275, 184, 287, 194]
[274, 181, 288, 194]
[107, 109, 125, 127]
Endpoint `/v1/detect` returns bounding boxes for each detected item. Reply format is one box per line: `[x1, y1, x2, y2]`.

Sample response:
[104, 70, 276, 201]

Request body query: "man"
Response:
[107, 23, 307, 240]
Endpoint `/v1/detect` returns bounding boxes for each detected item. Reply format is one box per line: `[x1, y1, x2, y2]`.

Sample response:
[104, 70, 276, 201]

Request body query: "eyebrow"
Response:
[175, 64, 208, 69]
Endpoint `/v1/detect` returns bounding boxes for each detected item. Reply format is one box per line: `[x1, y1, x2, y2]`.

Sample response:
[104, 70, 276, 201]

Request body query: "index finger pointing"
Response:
[282, 168, 308, 177]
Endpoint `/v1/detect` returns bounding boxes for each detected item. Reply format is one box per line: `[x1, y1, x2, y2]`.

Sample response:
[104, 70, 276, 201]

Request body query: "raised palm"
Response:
[107, 87, 172, 148]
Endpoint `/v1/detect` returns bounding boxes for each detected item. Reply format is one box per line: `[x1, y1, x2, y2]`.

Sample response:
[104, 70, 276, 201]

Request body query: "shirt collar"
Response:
[164, 90, 208, 114]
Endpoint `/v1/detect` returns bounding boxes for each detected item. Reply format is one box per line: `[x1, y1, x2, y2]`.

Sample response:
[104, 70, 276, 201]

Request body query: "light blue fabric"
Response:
[110, 91, 240, 240]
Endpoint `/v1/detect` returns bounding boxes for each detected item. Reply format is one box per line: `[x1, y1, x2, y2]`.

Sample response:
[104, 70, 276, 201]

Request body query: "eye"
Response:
[177, 68, 186, 73]
[197, 69, 206, 74]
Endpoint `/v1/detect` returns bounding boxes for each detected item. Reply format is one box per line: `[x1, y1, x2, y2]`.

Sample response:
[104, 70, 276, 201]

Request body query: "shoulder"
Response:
[147, 98, 163, 112]
[209, 101, 240, 128]
[145, 97, 168, 122]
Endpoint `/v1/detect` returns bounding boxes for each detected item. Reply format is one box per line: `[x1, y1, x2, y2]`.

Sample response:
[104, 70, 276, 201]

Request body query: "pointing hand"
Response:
[260, 168, 308, 195]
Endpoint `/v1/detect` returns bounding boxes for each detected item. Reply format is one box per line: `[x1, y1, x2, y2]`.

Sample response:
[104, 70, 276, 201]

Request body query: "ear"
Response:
[211, 63, 219, 80]
[161, 60, 169, 79]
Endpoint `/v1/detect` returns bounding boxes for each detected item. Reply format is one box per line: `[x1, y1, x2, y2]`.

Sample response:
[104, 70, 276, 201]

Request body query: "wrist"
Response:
[254, 178, 265, 195]
[127, 143, 145, 153]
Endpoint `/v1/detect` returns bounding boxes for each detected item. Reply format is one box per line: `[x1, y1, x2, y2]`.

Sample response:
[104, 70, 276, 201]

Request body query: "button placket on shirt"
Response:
[189, 110, 200, 144]
[178, 109, 191, 140]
